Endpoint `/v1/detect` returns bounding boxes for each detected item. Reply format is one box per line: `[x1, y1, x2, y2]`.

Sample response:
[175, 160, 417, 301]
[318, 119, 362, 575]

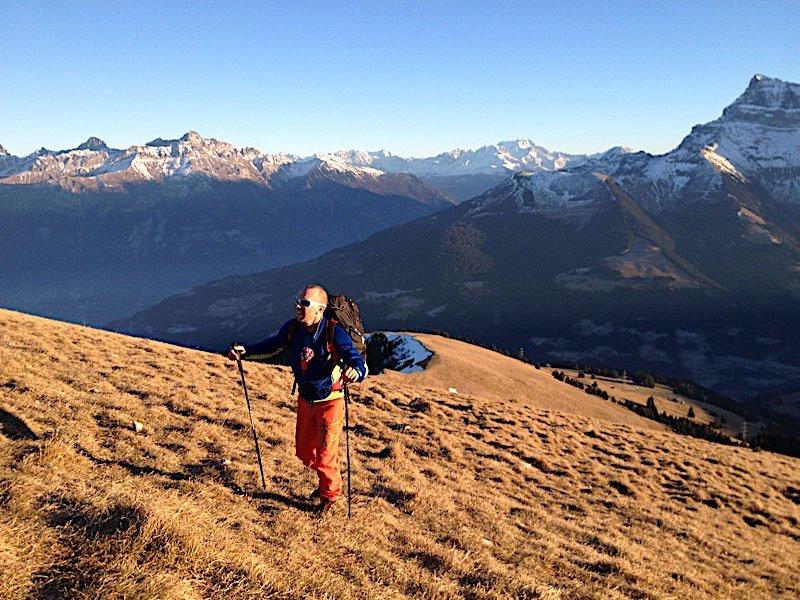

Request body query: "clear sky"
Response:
[2, 1, 798, 158]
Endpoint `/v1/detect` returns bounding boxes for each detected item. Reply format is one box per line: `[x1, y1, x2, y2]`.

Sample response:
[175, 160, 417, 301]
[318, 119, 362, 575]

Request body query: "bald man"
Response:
[228, 284, 366, 514]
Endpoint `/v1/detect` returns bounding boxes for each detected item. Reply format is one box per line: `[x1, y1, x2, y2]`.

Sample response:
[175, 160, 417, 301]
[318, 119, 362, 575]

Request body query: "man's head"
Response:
[295, 284, 328, 328]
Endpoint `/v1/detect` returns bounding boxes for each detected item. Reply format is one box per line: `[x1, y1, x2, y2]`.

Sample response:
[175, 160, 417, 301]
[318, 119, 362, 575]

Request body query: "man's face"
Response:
[294, 287, 326, 327]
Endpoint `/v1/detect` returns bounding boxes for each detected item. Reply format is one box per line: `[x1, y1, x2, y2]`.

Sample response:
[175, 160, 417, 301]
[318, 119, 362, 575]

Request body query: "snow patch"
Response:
[382, 333, 434, 373]
[701, 145, 746, 181]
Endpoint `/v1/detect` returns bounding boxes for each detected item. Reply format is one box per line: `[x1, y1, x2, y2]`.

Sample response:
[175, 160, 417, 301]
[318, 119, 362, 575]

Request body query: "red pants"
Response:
[296, 396, 345, 502]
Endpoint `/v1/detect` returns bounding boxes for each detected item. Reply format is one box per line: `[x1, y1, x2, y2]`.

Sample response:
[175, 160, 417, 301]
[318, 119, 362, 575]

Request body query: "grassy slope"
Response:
[380, 335, 665, 431]
[1, 308, 799, 599]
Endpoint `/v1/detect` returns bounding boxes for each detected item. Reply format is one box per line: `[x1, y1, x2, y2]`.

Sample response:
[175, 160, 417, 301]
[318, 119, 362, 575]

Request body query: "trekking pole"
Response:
[235, 356, 266, 489]
[344, 382, 352, 519]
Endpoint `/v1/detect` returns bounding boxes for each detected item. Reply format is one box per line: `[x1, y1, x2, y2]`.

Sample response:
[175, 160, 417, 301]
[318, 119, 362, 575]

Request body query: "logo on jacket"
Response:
[300, 346, 315, 372]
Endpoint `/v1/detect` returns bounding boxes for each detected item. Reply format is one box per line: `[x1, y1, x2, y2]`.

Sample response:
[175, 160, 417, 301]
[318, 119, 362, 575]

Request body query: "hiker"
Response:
[227, 284, 367, 514]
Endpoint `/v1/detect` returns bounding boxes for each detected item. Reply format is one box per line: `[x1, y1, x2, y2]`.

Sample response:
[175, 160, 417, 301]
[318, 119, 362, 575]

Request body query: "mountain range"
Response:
[1, 124, 627, 324]
[0, 132, 608, 202]
[115, 74, 800, 399]
[0, 132, 458, 324]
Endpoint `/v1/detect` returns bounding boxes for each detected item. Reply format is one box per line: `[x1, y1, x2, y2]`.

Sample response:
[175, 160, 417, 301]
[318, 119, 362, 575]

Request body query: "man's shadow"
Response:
[0, 407, 313, 514]
[76, 446, 314, 513]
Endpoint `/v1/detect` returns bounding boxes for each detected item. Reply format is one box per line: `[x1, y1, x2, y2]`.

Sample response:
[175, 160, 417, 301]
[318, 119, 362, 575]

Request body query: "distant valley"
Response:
[0, 132, 454, 323]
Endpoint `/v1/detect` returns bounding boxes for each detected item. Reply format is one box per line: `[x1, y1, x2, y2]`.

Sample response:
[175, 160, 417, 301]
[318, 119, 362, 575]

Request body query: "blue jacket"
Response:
[246, 316, 366, 401]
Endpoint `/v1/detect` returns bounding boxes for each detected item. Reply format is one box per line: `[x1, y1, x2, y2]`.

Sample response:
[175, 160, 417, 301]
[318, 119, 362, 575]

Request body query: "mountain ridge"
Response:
[0, 134, 621, 202]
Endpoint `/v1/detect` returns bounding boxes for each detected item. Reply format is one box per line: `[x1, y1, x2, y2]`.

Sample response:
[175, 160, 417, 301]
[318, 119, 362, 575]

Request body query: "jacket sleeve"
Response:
[245, 319, 293, 357]
[333, 324, 367, 381]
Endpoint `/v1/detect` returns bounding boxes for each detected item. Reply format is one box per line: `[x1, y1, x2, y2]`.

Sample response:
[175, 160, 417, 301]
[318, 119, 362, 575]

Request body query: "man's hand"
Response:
[342, 366, 361, 383]
[227, 344, 246, 361]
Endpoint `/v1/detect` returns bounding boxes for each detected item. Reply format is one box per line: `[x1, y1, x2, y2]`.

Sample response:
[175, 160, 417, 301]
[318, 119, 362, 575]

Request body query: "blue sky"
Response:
[2, 1, 798, 157]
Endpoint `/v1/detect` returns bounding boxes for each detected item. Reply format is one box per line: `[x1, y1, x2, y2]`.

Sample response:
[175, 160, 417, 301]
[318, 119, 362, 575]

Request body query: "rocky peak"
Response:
[0, 144, 8, 156]
[144, 131, 209, 148]
[722, 74, 800, 127]
[77, 136, 108, 151]
[180, 130, 206, 145]
[444, 148, 467, 159]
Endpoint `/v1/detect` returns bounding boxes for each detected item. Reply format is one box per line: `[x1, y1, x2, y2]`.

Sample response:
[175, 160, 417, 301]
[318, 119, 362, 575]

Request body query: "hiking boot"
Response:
[315, 499, 340, 516]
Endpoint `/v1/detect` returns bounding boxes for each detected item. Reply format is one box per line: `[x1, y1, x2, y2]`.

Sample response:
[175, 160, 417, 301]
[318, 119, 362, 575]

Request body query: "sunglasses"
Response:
[294, 297, 326, 309]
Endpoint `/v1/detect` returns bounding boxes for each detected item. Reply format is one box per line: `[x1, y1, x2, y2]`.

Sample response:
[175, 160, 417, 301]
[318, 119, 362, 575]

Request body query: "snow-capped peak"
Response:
[314, 153, 384, 177]
[328, 139, 588, 179]
[741, 74, 800, 107]
[496, 138, 537, 154]
[565, 74, 800, 212]
[330, 149, 377, 167]
[596, 146, 635, 157]
[180, 130, 205, 145]
[465, 168, 613, 218]
[722, 74, 800, 127]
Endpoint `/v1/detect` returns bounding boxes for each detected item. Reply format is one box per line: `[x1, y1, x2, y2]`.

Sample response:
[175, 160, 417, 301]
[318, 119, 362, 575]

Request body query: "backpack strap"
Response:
[325, 318, 340, 365]
[324, 318, 347, 392]
[287, 320, 299, 394]
[287, 319, 298, 344]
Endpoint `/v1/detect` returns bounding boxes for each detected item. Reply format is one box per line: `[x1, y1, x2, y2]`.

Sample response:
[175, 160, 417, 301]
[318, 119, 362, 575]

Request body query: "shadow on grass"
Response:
[31, 495, 146, 599]
[0, 408, 37, 441]
[75, 446, 314, 513]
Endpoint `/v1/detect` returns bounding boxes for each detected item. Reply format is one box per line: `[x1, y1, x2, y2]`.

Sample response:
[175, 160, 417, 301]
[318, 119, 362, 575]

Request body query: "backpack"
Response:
[324, 294, 367, 358]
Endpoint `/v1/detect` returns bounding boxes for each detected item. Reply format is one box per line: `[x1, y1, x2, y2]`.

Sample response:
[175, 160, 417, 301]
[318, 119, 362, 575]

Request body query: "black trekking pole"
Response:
[235, 356, 266, 489]
[344, 382, 352, 519]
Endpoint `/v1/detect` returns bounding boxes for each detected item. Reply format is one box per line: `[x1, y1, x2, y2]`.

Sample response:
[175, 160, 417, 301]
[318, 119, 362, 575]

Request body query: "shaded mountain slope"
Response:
[602, 176, 724, 291]
[117, 171, 715, 349]
[0, 165, 451, 325]
[2, 308, 799, 598]
[118, 172, 789, 397]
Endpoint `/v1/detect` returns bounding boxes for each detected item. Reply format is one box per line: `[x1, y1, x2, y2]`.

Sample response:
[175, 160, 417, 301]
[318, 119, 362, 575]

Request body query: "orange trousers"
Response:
[296, 396, 345, 502]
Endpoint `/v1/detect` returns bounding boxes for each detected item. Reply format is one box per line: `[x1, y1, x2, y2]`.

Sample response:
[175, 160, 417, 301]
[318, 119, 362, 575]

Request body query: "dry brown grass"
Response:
[382, 335, 666, 431]
[1, 308, 799, 599]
